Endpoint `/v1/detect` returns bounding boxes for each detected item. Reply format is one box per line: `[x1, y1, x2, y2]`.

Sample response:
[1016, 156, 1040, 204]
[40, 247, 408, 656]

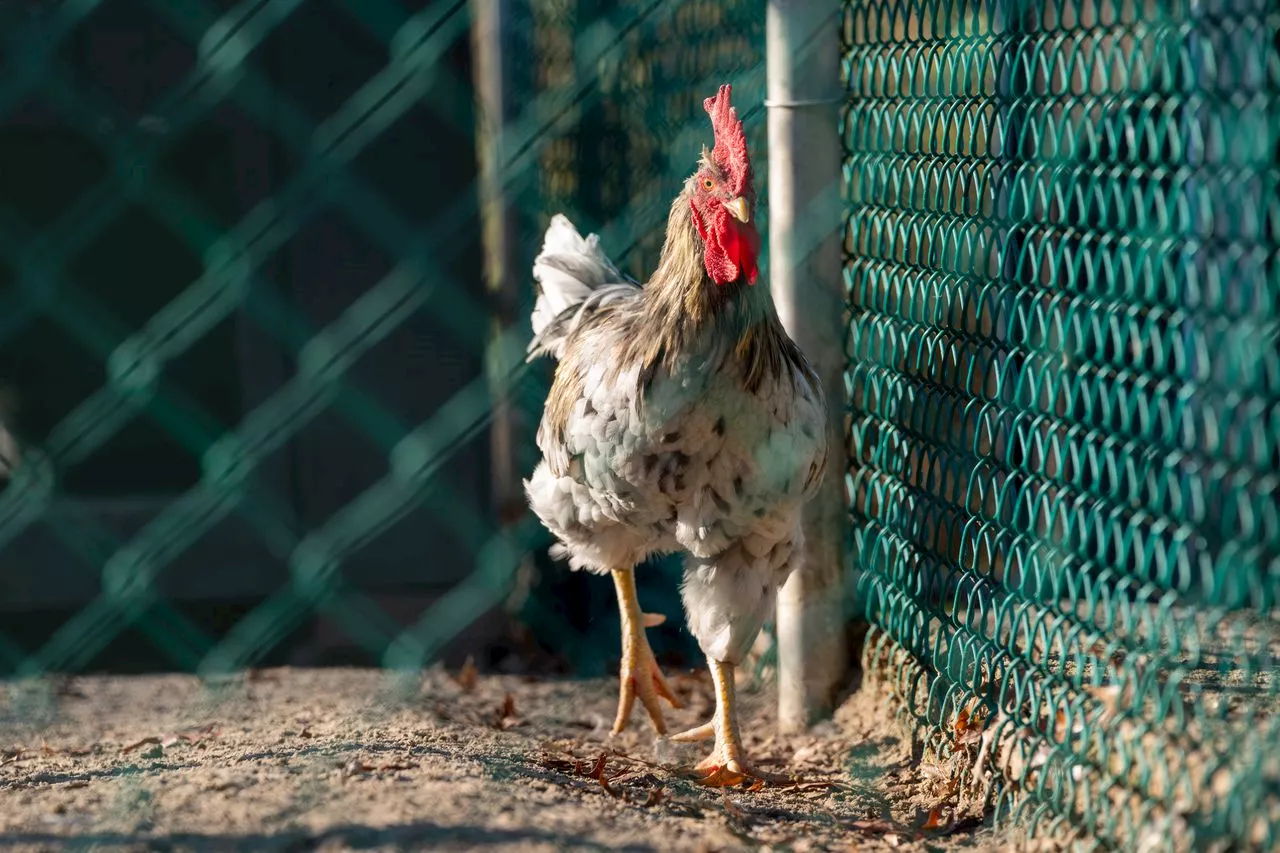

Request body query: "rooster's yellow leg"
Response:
[611, 568, 682, 735]
[690, 658, 750, 777]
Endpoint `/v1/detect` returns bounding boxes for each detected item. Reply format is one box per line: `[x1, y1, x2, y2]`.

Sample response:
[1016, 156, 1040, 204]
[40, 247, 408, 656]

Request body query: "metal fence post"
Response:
[766, 0, 848, 732]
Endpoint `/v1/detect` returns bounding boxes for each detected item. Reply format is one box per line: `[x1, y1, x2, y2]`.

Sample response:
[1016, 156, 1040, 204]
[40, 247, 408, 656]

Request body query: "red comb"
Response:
[703, 84, 752, 196]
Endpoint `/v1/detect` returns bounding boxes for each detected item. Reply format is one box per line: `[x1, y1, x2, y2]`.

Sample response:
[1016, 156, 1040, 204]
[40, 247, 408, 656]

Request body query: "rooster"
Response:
[524, 85, 828, 778]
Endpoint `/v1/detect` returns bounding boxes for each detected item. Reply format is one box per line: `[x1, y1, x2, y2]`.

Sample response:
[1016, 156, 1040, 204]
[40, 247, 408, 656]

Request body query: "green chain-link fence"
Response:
[3, 0, 1278, 846]
[0, 0, 766, 678]
[843, 0, 1279, 847]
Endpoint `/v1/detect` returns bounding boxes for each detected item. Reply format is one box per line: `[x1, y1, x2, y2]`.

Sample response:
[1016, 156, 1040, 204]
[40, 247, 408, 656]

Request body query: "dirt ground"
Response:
[0, 666, 1028, 852]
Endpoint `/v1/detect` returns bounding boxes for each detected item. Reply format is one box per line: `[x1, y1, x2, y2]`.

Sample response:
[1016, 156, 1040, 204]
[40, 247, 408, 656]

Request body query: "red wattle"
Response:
[703, 207, 759, 285]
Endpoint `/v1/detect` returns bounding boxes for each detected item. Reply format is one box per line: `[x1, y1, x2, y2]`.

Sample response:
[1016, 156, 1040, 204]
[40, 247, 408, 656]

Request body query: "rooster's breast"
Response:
[636, 362, 826, 559]
[528, 335, 827, 572]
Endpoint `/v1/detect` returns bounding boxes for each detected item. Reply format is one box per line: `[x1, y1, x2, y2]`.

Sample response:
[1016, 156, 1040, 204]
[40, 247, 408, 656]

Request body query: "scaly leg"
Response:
[671, 657, 750, 780]
[611, 568, 682, 735]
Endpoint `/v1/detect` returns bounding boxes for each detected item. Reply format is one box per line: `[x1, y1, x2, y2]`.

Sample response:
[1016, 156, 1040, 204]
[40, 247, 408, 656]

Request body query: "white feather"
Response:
[527, 214, 639, 360]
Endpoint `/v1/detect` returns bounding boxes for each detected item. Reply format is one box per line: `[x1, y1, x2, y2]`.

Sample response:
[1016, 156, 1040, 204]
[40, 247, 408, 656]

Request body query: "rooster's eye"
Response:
[703, 178, 714, 190]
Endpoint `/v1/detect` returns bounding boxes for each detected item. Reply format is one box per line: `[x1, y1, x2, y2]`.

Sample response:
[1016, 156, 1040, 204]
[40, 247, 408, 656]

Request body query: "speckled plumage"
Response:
[525, 86, 827, 679]
[524, 201, 828, 667]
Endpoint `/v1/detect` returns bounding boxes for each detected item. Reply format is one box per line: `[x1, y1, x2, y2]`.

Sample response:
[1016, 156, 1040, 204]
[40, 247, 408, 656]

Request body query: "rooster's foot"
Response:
[611, 569, 681, 736]
[613, 632, 681, 735]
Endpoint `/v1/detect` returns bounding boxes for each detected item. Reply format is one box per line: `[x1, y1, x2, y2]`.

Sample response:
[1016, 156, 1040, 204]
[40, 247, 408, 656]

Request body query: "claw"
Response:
[695, 745, 750, 778]
[692, 743, 781, 789]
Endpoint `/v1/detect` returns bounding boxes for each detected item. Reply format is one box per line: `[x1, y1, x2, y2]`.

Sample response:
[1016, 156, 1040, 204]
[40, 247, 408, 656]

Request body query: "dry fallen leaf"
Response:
[376, 760, 418, 772]
[694, 766, 749, 788]
[121, 737, 162, 754]
[162, 723, 220, 748]
[589, 754, 621, 798]
[454, 656, 479, 692]
[491, 693, 524, 730]
[845, 819, 901, 836]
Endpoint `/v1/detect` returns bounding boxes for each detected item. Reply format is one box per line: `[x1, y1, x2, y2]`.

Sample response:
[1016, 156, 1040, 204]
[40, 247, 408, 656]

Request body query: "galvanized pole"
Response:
[766, 0, 848, 732]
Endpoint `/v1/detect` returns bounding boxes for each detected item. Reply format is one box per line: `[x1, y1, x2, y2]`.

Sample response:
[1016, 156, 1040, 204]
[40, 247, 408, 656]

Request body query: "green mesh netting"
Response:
[0, 0, 768, 682]
[842, 0, 1279, 846]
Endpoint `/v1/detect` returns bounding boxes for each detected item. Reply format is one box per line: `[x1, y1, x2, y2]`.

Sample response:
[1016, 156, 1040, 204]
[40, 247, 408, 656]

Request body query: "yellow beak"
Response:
[725, 197, 750, 224]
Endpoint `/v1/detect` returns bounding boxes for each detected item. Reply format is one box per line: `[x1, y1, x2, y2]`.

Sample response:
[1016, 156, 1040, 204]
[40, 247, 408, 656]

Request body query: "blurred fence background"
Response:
[0, 0, 1277, 848]
[0, 0, 764, 680]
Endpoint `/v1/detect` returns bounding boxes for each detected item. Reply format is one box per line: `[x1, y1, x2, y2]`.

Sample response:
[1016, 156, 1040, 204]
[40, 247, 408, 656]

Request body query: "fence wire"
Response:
[1, 0, 1277, 847]
[0, 0, 766, 680]
[842, 0, 1280, 847]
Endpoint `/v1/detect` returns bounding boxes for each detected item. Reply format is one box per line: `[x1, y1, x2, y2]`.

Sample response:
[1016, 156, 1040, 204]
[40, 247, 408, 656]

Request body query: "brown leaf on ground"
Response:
[589, 754, 621, 798]
[376, 761, 418, 772]
[162, 723, 220, 748]
[121, 736, 162, 754]
[492, 693, 523, 730]
[693, 766, 749, 788]
[454, 656, 479, 692]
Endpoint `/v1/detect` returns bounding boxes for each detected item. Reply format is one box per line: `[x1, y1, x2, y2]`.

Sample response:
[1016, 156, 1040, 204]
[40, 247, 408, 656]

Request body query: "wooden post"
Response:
[471, 0, 525, 525]
[766, 0, 848, 732]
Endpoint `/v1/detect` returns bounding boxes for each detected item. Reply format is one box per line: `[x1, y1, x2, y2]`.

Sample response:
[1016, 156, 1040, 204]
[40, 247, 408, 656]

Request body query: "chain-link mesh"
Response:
[6, 0, 1278, 844]
[843, 0, 1279, 847]
[0, 0, 767, 681]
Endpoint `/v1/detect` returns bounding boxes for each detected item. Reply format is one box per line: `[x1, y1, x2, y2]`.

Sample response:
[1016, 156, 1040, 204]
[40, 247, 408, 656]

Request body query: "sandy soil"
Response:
[0, 666, 1025, 851]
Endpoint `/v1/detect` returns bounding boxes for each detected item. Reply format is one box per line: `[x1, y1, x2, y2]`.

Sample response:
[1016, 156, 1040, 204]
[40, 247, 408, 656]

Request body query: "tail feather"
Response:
[528, 214, 638, 361]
